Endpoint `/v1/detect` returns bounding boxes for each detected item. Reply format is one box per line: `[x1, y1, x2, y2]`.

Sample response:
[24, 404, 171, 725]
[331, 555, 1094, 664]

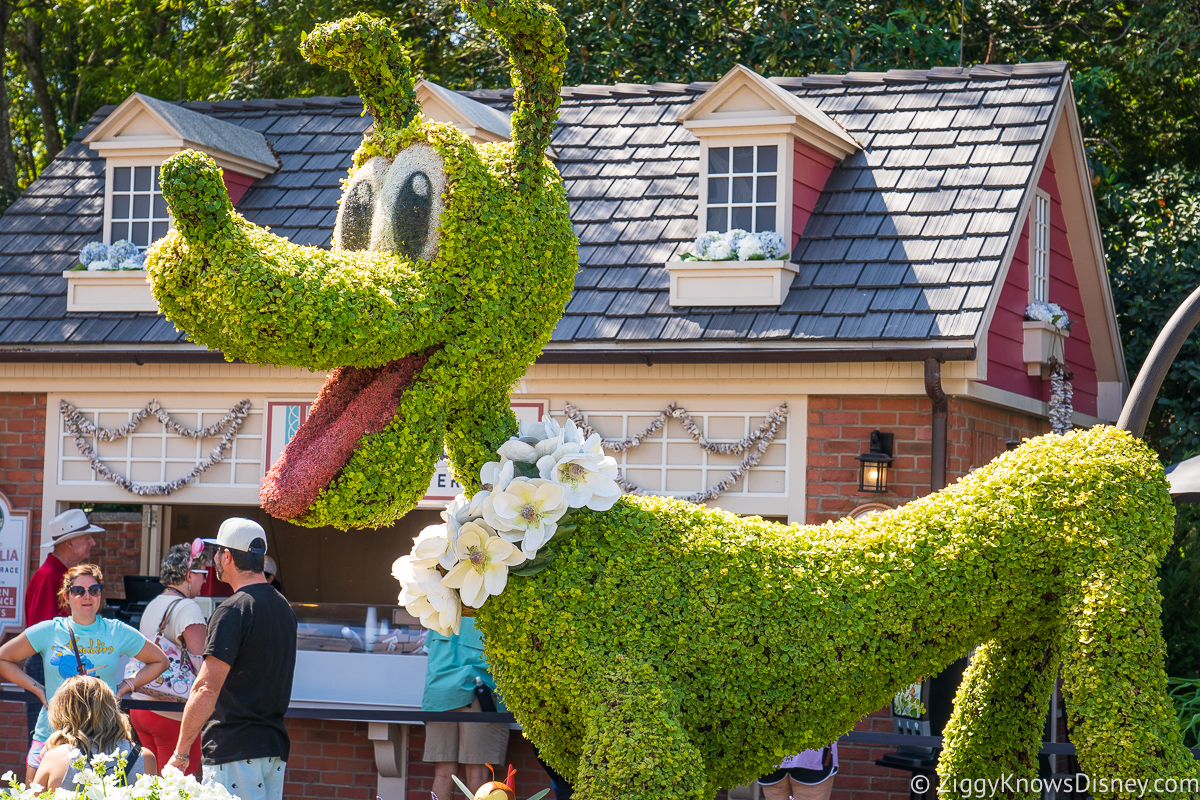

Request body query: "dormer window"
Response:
[668, 65, 860, 308]
[1030, 189, 1051, 302]
[110, 166, 170, 249]
[83, 92, 278, 248]
[706, 145, 777, 234]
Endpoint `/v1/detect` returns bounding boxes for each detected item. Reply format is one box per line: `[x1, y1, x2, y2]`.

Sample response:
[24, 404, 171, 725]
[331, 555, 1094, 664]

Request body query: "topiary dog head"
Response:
[146, 1, 576, 530]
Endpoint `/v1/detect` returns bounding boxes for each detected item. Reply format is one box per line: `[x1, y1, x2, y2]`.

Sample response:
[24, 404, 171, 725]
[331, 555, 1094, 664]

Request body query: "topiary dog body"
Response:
[147, 3, 1198, 798]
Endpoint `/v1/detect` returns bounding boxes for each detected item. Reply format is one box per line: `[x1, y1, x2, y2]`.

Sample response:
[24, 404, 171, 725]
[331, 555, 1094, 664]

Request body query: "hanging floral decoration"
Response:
[393, 416, 623, 635]
[60, 399, 251, 496]
[563, 401, 789, 503]
[1049, 358, 1074, 435]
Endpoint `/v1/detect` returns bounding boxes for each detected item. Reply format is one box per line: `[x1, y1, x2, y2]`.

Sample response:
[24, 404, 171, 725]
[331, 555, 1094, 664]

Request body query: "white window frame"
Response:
[103, 158, 173, 249]
[697, 133, 794, 244]
[1029, 188, 1051, 303]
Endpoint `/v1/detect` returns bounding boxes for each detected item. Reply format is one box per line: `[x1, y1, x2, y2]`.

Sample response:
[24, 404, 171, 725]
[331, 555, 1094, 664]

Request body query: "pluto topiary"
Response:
[146, 3, 1200, 798]
[145, 1, 575, 529]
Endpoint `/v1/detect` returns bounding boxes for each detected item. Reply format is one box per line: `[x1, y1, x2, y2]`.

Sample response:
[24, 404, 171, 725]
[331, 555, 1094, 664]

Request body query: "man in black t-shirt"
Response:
[168, 518, 297, 800]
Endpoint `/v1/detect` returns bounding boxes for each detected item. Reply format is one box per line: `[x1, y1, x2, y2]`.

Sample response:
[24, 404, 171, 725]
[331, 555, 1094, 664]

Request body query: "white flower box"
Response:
[1022, 319, 1069, 377]
[665, 259, 798, 307]
[63, 269, 158, 313]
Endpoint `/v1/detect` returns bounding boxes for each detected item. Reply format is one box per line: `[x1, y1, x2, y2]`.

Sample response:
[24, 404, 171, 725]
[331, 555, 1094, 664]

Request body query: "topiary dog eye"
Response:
[372, 144, 446, 262]
[333, 156, 389, 252]
[391, 172, 432, 260]
[340, 181, 375, 251]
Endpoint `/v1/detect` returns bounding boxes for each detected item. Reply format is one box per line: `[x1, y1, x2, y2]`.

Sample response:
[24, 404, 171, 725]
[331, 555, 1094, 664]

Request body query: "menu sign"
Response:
[419, 400, 547, 507]
[0, 492, 29, 634]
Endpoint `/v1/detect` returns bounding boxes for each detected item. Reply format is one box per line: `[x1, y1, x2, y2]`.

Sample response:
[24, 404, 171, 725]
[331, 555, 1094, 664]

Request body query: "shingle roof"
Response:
[132, 93, 279, 172]
[0, 62, 1067, 354]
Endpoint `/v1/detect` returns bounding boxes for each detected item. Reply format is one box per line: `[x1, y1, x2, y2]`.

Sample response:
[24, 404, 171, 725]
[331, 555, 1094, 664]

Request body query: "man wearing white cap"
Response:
[168, 518, 296, 800]
[21, 509, 104, 743]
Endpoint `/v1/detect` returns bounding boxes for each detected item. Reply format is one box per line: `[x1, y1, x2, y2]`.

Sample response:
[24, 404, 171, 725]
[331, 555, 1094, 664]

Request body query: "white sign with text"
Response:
[0, 492, 29, 634]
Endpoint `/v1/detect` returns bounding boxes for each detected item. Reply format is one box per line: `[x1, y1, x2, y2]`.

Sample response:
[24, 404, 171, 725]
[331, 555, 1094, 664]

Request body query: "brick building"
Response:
[0, 58, 1124, 799]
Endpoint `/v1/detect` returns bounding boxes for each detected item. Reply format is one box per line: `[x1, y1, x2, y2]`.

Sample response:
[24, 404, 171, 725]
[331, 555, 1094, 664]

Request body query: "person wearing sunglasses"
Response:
[129, 541, 211, 776]
[0, 563, 168, 784]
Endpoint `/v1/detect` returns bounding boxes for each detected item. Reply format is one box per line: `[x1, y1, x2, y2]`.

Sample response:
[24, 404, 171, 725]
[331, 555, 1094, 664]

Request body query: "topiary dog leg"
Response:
[574, 660, 708, 800]
[937, 630, 1059, 800]
[1058, 559, 1200, 797]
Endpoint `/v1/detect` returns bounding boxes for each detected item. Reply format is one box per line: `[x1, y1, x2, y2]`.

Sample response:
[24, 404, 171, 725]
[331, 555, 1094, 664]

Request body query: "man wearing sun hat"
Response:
[21, 508, 104, 745]
[168, 517, 296, 800]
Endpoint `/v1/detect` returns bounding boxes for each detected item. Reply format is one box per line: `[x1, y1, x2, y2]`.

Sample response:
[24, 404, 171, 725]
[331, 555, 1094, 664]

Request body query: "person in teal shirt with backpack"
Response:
[422, 617, 509, 800]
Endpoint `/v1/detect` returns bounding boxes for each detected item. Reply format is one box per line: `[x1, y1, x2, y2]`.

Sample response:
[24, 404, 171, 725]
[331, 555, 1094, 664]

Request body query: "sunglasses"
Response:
[68, 584, 102, 598]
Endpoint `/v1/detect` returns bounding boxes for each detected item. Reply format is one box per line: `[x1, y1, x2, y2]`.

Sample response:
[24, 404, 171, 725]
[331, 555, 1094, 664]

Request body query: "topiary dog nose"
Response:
[159, 149, 233, 239]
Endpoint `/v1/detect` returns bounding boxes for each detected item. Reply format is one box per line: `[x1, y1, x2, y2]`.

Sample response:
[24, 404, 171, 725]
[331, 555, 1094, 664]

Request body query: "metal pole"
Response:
[1117, 283, 1200, 438]
[925, 358, 948, 492]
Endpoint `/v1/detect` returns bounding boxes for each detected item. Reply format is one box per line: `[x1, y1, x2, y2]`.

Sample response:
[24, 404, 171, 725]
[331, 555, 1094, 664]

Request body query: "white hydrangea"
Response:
[753, 230, 788, 259]
[1025, 301, 1070, 329]
[86, 259, 116, 271]
[690, 231, 722, 259]
[118, 258, 144, 270]
[689, 230, 789, 262]
[109, 239, 140, 264]
[737, 236, 766, 261]
[78, 241, 110, 267]
[704, 239, 734, 260]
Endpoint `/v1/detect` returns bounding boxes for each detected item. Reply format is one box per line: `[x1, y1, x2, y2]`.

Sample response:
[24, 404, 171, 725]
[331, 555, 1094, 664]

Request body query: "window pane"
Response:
[132, 195, 151, 218]
[708, 177, 728, 204]
[112, 195, 130, 218]
[732, 176, 753, 204]
[134, 166, 152, 191]
[706, 207, 726, 233]
[131, 221, 149, 246]
[732, 146, 754, 173]
[757, 145, 778, 173]
[757, 175, 777, 203]
[153, 195, 168, 217]
[756, 205, 776, 233]
[154, 165, 162, 183]
[110, 222, 128, 241]
[113, 167, 131, 192]
[152, 221, 170, 240]
[708, 147, 729, 174]
[731, 206, 753, 230]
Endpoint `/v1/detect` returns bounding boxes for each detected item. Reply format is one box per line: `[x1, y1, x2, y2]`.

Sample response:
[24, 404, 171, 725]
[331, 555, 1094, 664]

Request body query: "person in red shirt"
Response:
[22, 509, 103, 745]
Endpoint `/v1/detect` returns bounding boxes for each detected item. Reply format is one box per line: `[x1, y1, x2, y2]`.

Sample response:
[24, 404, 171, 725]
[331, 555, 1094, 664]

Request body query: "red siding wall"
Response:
[983, 154, 1098, 415]
[793, 140, 836, 246]
[222, 170, 256, 205]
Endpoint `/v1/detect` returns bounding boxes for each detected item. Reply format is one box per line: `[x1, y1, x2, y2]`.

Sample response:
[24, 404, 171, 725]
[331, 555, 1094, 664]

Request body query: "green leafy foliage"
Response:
[1161, 504, 1200, 678]
[1099, 167, 1200, 463]
[146, 0, 577, 529]
[476, 427, 1191, 799]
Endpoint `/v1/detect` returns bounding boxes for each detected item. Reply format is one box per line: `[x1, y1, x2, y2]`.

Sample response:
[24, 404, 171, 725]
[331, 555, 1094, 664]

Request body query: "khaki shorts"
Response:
[422, 697, 510, 765]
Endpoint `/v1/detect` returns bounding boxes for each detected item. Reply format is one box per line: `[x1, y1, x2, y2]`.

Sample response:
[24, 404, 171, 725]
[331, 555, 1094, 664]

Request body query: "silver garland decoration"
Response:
[563, 401, 788, 503]
[1048, 358, 1074, 435]
[60, 399, 252, 496]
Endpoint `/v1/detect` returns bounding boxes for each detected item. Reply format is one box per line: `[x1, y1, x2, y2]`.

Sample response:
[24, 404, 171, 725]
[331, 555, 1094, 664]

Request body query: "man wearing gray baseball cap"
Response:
[21, 509, 104, 746]
[169, 518, 297, 800]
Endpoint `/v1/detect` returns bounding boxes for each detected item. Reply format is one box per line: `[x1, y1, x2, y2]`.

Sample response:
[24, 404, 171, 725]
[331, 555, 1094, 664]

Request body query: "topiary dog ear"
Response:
[301, 14, 419, 132]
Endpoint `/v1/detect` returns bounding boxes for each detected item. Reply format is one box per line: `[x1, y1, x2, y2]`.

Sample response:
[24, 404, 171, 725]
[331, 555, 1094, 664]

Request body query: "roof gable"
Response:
[83, 93, 278, 178]
[416, 80, 511, 143]
[676, 65, 860, 160]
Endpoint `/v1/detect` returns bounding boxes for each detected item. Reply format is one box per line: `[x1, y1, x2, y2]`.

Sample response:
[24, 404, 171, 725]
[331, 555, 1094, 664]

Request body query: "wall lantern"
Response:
[856, 431, 894, 494]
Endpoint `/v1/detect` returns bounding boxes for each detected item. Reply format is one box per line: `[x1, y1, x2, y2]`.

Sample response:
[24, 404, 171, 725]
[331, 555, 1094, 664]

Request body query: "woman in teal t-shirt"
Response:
[0, 564, 168, 783]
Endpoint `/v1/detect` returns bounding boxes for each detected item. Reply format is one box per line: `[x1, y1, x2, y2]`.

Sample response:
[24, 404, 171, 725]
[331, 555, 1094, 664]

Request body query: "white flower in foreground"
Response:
[486, 478, 568, 557]
[441, 522, 526, 608]
[412, 523, 456, 570]
[537, 445, 622, 511]
[518, 416, 562, 443]
[497, 438, 539, 463]
[480, 459, 514, 491]
[393, 554, 461, 635]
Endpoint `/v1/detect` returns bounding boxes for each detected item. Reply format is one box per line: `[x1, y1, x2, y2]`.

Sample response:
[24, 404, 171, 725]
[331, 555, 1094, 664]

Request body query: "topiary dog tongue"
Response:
[261, 352, 433, 520]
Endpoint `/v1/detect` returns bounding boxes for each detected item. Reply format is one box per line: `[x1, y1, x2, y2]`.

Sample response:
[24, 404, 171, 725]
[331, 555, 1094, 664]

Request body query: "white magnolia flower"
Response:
[537, 445, 622, 511]
[440, 522, 526, 608]
[486, 478, 568, 557]
[518, 416, 562, 443]
[480, 459, 514, 491]
[394, 555, 461, 635]
[497, 438, 539, 463]
[412, 524, 456, 570]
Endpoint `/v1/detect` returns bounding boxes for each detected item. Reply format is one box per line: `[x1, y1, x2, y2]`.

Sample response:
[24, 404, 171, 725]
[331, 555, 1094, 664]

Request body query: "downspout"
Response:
[925, 358, 948, 492]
